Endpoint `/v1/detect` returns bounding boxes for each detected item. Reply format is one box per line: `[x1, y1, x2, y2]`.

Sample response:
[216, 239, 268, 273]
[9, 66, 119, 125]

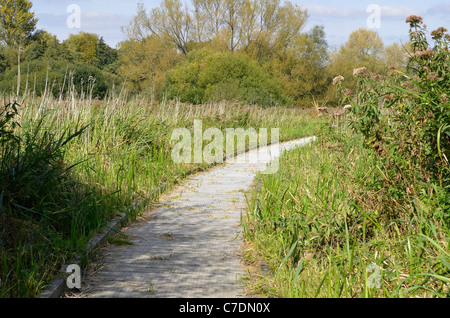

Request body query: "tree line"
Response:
[0, 0, 410, 107]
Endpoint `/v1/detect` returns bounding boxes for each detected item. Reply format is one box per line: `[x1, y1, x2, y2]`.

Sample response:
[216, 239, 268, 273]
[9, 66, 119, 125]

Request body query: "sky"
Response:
[31, 0, 450, 49]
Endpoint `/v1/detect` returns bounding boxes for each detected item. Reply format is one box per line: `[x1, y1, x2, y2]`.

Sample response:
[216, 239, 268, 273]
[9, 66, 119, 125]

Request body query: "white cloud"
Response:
[303, 4, 419, 21]
[379, 6, 420, 18]
[303, 4, 363, 18]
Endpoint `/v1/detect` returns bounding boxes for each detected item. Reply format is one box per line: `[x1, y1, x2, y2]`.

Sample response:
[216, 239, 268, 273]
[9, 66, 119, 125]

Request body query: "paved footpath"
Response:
[78, 137, 315, 298]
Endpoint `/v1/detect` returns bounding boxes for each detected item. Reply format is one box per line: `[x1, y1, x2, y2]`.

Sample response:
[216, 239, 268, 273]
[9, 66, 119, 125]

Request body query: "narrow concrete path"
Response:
[79, 137, 315, 298]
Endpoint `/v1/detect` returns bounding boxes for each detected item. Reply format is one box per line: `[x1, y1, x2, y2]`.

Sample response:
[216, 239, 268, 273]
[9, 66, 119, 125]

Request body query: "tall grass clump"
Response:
[242, 16, 449, 298]
[0, 101, 99, 297]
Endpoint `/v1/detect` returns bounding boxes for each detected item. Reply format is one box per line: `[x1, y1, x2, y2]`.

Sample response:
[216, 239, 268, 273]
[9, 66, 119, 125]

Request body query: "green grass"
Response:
[242, 121, 450, 298]
[0, 90, 321, 297]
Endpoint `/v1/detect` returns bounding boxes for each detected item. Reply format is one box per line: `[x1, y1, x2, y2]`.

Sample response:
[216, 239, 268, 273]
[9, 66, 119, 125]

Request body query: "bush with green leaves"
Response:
[164, 49, 291, 108]
[334, 16, 449, 220]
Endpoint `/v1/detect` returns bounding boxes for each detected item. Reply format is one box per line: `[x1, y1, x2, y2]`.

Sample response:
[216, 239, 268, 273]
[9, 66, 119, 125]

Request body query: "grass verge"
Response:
[242, 122, 449, 298]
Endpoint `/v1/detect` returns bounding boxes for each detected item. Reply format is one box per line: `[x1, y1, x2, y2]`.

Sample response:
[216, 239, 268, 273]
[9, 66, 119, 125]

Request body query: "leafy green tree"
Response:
[25, 30, 60, 61]
[65, 32, 99, 65]
[267, 25, 329, 106]
[330, 28, 385, 76]
[0, 0, 38, 47]
[97, 37, 119, 72]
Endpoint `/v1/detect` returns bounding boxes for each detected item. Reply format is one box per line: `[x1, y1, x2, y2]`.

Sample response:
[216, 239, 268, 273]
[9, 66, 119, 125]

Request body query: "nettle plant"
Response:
[334, 16, 449, 213]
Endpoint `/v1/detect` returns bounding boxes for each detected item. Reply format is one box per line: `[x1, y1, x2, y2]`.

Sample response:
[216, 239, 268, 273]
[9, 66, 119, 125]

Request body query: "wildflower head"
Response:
[332, 75, 345, 85]
[431, 27, 448, 40]
[415, 48, 434, 59]
[353, 67, 367, 77]
[343, 104, 352, 111]
[404, 52, 415, 59]
[374, 74, 383, 80]
[405, 15, 423, 26]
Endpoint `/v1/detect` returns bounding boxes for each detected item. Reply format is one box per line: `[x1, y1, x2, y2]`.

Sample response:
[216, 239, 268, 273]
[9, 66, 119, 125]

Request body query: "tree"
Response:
[65, 32, 99, 65]
[191, 0, 224, 41]
[383, 42, 410, 71]
[332, 28, 384, 72]
[25, 30, 60, 61]
[124, 1, 193, 56]
[118, 35, 179, 98]
[0, 0, 38, 47]
[121, 0, 327, 106]
[124, 0, 308, 57]
[328, 28, 386, 100]
[97, 37, 119, 72]
[268, 25, 329, 106]
[0, 46, 8, 72]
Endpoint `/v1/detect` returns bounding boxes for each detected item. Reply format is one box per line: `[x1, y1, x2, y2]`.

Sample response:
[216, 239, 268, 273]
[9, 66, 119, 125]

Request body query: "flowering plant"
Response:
[334, 16, 449, 214]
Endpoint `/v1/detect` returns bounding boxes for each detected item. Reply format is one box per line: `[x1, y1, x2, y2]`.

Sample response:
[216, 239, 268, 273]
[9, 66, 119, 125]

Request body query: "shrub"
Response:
[164, 49, 291, 107]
